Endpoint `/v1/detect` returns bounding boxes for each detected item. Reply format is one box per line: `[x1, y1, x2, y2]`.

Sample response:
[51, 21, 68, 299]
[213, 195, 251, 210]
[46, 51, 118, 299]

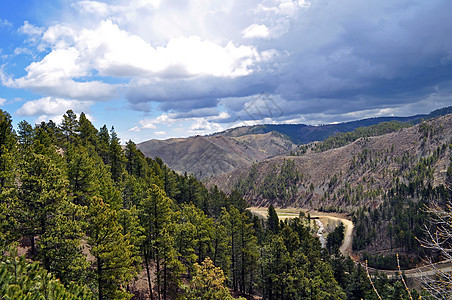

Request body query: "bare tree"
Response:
[418, 196, 452, 299]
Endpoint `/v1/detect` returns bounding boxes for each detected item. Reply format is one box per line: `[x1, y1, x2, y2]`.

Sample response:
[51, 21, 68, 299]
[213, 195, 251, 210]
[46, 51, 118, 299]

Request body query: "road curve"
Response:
[248, 207, 354, 255]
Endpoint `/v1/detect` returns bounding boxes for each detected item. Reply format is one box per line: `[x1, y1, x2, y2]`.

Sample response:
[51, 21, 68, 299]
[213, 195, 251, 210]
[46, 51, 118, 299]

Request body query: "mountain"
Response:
[137, 132, 296, 179]
[137, 106, 452, 179]
[208, 113, 452, 209]
[215, 106, 452, 144]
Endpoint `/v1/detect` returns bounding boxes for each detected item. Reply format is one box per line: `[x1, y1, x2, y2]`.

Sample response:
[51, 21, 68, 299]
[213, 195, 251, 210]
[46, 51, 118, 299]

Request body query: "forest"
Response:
[0, 109, 441, 299]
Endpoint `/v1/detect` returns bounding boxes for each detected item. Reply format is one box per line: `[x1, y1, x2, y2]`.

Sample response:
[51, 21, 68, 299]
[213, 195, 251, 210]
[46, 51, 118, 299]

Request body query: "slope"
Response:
[209, 113, 452, 209]
[137, 133, 296, 179]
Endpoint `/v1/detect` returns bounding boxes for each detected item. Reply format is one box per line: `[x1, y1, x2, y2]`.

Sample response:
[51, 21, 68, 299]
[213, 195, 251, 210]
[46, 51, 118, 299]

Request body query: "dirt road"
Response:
[248, 207, 354, 256]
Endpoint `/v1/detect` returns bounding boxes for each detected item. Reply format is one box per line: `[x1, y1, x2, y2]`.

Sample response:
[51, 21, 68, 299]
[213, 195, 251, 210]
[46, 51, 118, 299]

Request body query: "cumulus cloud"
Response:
[18, 21, 44, 36]
[0, 98, 6, 106]
[242, 24, 270, 39]
[5, 17, 265, 101]
[3, 0, 452, 139]
[16, 96, 93, 117]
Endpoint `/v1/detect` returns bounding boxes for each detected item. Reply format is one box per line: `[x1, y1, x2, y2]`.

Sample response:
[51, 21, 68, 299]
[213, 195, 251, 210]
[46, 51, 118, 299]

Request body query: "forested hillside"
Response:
[210, 114, 452, 261]
[0, 109, 422, 299]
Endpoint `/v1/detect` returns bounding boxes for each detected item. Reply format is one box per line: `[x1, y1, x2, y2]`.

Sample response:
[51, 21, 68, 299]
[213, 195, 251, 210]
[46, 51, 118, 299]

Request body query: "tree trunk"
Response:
[97, 257, 103, 300]
[144, 250, 154, 300]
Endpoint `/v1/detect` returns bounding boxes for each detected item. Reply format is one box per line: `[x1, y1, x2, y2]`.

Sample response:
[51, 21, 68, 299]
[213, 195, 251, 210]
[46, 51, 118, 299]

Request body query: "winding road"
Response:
[248, 207, 450, 279]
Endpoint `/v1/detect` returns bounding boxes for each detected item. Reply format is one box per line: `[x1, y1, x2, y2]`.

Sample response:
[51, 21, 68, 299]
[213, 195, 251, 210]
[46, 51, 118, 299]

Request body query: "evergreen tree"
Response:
[17, 120, 34, 149]
[66, 144, 97, 205]
[140, 184, 184, 299]
[17, 145, 67, 258]
[87, 197, 137, 300]
[109, 127, 126, 183]
[0, 110, 18, 250]
[97, 125, 110, 165]
[38, 202, 89, 285]
[0, 247, 93, 299]
[60, 109, 79, 145]
[78, 112, 99, 148]
[125, 140, 147, 178]
[267, 205, 279, 234]
[184, 258, 244, 300]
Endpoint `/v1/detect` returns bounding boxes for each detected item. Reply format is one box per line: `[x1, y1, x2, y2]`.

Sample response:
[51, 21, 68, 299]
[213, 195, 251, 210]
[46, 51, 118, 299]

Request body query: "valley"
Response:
[248, 206, 354, 256]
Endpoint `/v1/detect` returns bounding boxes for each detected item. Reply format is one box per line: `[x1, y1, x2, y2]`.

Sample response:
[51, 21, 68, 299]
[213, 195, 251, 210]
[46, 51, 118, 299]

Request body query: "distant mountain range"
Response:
[214, 106, 452, 144]
[137, 106, 452, 179]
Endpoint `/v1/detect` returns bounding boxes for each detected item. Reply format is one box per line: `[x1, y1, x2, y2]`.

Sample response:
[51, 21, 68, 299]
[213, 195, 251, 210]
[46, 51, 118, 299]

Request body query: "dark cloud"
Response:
[127, 0, 452, 125]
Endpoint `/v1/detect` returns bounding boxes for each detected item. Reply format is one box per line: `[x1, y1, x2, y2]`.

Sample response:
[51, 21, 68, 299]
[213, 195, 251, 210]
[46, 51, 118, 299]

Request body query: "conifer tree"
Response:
[97, 125, 110, 165]
[109, 126, 126, 183]
[17, 120, 34, 149]
[78, 112, 99, 148]
[184, 258, 244, 300]
[87, 197, 137, 300]
[0, 110, 18, 250]
[60, 110, 79, 145]
[125, 140, 147, 178]
[39, 203, 89, 285]
[267, 205, 279, 234]
[140, 184, 184, 299]
[66, 144, 97, 205]
[18, 144, 67, 257]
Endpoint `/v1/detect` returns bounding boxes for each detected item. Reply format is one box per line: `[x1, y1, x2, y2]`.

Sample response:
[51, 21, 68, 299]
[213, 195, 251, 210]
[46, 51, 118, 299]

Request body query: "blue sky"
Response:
[1, 0, 451, 143]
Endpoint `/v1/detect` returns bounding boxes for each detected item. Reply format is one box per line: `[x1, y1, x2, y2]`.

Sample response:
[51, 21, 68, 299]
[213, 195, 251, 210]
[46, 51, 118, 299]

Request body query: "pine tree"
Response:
[87, 197, 137, 300]
[60, 109, 79, 145]
[78, 112, 99, 148]
[17, 120, 34, 149]
[0, 110, 18, 250]
[38, 202, 89, 285]
[184, 258, 244, 300]
[18, 145, 67, 258]
[66, 144, 97, 205]
[140, 184, 184, 299]
[97, 125, 110, 165]
[0, 247, 93, 299]
[109, 127, 126, 183]
[267, 205, 279, 234]
[125, 140, 147, 178]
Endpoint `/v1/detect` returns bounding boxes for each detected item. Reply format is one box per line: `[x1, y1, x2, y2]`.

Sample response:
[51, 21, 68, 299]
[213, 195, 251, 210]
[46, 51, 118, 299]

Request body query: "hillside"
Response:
[209, 113, 452, 209]
[138, 106, 452, 179]
[137, 133, 296, 178]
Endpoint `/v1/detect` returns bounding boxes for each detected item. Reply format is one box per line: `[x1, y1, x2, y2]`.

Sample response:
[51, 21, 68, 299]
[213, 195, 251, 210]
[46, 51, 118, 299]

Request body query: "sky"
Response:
[0, 0, 451, 143]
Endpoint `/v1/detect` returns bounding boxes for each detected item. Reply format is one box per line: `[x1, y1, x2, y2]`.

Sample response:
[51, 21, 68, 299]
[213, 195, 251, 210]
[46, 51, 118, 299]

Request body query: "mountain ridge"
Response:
[208, 113, 452, 209]
[137, 106, 452, 179]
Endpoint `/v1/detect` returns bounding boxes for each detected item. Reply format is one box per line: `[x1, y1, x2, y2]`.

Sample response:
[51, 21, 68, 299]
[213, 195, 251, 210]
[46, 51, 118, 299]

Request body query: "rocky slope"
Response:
[209, 114, 452, 209]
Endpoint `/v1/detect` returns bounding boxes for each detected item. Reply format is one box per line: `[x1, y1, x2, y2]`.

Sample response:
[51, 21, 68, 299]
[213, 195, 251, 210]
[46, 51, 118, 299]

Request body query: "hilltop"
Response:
[137, 131, 296, 178]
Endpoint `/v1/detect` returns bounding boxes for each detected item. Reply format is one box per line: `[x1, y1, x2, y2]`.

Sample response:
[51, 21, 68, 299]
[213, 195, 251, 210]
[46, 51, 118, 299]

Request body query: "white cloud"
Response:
[128, 126, 141, 132]
[77, 20, 260, 78]
[189, 118, 223, 133]
[0, 19, 12, 28]
[18, 21, 44, 36]
[16, 97, 93, 117]
[0, 98, 6, 106]
[242, 24, 270, 39]
[256, 0, 310, 16]
[5, 18, 263, 101]
[72, 1, 110, 16]
[154, 130, 167, 136]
